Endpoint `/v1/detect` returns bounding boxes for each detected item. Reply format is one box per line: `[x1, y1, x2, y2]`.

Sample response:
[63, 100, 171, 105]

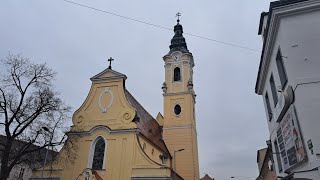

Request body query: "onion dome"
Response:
[168, 19, 189, 54]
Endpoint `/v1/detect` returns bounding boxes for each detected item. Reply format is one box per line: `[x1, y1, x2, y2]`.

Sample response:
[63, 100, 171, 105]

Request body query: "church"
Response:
[32, 18, 200, 180]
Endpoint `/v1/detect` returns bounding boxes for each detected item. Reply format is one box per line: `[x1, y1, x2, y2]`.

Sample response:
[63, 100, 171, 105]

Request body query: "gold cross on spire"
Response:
[176, 12, 181, 23]
[108, 57, 114, 69]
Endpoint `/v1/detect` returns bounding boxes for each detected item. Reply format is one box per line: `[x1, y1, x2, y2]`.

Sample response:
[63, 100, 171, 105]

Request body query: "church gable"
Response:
[90, 68, 127, 82]
[72, 68, 136, 131]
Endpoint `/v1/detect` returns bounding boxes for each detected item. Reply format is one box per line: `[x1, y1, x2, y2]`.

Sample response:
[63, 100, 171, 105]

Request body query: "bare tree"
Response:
[0, 54, 71, 180]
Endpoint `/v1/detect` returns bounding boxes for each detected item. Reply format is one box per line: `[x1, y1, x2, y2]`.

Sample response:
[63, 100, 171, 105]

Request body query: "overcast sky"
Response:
[0, 0, 274, 179]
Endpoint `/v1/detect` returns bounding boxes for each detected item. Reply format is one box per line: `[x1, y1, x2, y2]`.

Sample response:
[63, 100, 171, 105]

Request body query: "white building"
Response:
[0, 135, 58, 180]
[255, 0, 320, 179]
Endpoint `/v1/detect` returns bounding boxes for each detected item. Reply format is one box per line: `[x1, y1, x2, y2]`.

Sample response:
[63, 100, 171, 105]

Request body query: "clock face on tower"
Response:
[174, 55, 179, 61]
[172, 52, 182, 62]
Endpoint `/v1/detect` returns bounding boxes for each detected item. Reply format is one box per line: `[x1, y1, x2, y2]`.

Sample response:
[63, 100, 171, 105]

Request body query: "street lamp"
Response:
[41, 126, 54, 180]
[173, 148, 185, 172]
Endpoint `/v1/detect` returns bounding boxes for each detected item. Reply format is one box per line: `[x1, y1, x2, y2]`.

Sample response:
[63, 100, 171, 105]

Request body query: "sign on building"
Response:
[277, 105, 306, 172]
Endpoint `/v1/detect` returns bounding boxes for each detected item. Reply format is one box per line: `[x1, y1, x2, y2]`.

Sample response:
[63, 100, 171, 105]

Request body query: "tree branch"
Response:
[0, 87, 8, 122]
[0, 54, 70, 180]
[0, 87, 10, 137]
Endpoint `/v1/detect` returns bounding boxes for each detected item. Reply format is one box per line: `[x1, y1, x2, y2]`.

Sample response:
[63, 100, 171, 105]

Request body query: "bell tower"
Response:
[162, 17, 199, 180]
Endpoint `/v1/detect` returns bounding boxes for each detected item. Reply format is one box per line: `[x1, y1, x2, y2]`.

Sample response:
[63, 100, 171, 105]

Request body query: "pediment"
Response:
[72, 68, 136, 131]
[90, 68, 127, 82]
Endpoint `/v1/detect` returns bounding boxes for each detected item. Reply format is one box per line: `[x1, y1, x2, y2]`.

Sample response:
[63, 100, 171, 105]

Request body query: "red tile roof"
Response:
[124, 89, 171, 157]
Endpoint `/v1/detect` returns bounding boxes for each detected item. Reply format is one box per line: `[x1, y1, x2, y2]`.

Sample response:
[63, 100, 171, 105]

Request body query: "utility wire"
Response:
[62, 0, 261, 53]
[183, 32, 261, 52]
[62, 0, 172, 31]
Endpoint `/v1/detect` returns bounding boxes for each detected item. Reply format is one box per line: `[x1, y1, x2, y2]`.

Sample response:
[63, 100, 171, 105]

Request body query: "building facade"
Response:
[31, 20, 199, 180]
[0, 135, 58, 180]
[256, 147, 277, 180]
[255, 0, 320, 179]
[161, 19, 200, 180]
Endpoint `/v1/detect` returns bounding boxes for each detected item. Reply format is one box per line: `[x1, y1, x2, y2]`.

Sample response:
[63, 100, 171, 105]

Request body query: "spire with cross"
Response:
[168, 12, 189, 54]
[108, 57, 114, 69]
[176, 12, 181, 23]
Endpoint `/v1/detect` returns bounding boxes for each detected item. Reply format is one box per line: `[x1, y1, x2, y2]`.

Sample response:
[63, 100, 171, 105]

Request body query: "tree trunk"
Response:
[0, 138, 13, 180]
[0, 159, 11, 180]
[0, 164, 9, 180]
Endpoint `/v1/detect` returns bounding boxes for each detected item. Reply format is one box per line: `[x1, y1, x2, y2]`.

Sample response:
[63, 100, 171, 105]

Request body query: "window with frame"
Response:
[265, 93, 272, 120]
[174, 67, 181, 81]
[92, 138, 105, 170]
[270, 75, 278, 106]
[18, 168, 25, 179]
[174, 104, 182, 115]
[276, 49, 288, 89]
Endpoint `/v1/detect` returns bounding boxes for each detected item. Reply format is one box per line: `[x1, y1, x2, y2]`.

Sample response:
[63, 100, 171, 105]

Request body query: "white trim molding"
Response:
[98, 87, 114, 113]
[87, 136, 107, 170]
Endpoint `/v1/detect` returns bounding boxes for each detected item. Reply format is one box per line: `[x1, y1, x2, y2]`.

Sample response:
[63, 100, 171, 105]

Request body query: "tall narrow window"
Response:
[92, 138, 105, 170]
[265, 93, 272, 120]
[274, 140, 283, 173]
[18, 168, 25, 179]
[174, 67, 181, 81]
[276, 49, 288, 89]
[270, 75, 278, 106]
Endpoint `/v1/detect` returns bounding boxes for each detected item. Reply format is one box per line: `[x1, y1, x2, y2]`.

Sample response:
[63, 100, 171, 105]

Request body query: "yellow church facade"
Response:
[31, 19, 199, 180]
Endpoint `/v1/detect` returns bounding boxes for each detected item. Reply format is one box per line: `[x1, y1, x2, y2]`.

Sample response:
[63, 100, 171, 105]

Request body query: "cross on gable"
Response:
[108, 57, 114, 69]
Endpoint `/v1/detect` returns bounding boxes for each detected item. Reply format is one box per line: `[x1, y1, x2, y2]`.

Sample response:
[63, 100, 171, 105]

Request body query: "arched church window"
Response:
[174, 67, 181, 81]
[92, 138, 105, 170]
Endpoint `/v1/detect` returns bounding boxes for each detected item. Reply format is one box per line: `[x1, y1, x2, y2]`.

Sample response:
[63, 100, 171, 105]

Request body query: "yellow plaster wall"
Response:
[163, 126, 199, 180]
[34, 127, 171, 180]
[156, 112, 164, 126]
[164, 53, 193, 94]
[136, 136, 164, 166]
[33, 129, 134, 179]
[163, 52, 200, 180]
[72, 76, 136, 132]
[32, 69, 171, 180]
[163, 94, 195, 127]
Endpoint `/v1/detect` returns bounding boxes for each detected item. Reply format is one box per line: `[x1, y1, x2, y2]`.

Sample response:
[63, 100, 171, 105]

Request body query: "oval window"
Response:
[174, 105, 181, 115]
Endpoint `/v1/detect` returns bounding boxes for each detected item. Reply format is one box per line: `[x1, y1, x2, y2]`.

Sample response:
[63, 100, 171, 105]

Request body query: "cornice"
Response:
[90, 68, 127, 82]
[68, 125, 139, 135]
[162, 51, 193, 60]
[163, 92, 195, 96]
[256, 0, 320, 95]
[163, 51, 195, 68]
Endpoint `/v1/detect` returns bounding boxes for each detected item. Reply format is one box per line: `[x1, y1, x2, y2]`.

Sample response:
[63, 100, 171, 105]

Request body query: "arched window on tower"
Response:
[174, 67, 181, 81]
[92, 138, 105, 170]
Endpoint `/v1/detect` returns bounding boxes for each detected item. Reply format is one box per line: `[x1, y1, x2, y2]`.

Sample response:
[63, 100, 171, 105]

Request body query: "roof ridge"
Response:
[124, 89, 171, 157]
[124, 89, 154, 120]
